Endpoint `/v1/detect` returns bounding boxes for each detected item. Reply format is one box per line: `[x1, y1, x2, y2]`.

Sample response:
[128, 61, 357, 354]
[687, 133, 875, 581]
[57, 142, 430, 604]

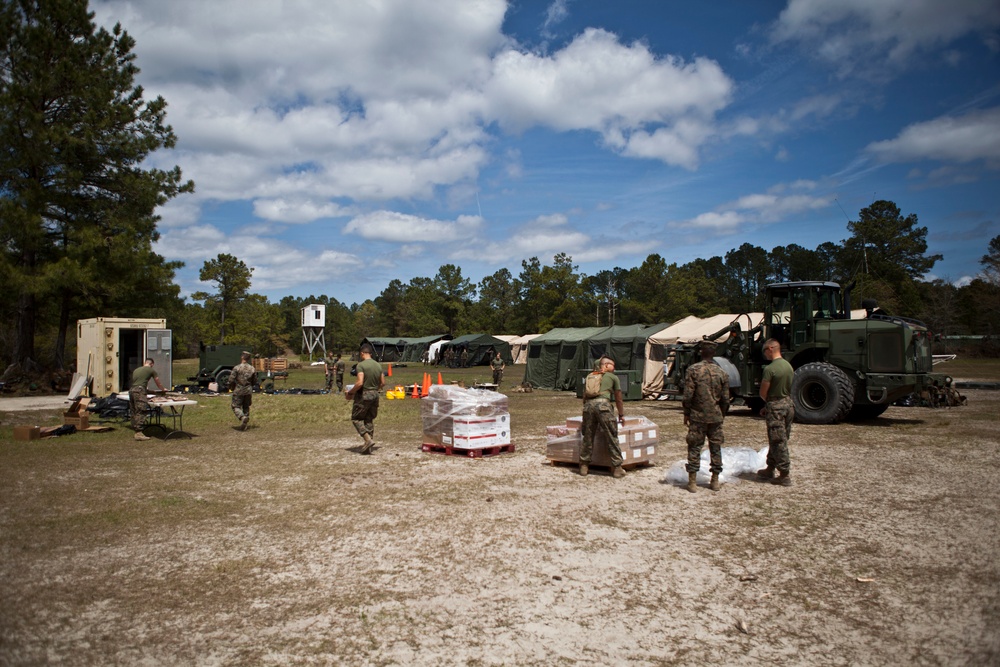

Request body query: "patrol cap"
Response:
[698, 340, 717, 352]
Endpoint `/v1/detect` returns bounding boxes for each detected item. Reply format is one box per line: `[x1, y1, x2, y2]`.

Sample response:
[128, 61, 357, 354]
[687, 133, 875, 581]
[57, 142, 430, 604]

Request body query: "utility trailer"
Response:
[76, 318, 171, 397]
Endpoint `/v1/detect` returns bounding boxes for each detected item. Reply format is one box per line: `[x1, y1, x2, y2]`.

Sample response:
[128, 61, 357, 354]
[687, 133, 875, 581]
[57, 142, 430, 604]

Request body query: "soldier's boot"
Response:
[612, 466, 625, 479]
[579, 463, 589, 477]
[710, 472, 721, 491]
[134, 431, 150, 441]
[756, 466, 775, 480]
[240, 415, 249, 431]
[771, 470, 791, 486]
[687, 472, 697, 493]
[360, 433, 374, 455]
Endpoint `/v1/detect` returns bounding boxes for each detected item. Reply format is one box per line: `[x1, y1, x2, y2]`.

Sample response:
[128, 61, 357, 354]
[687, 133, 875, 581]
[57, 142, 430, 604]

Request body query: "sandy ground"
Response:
[2, 390, 999, 665]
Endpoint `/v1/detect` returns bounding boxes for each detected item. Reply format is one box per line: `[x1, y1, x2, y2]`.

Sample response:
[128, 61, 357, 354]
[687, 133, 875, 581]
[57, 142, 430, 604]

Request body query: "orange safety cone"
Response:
[422, 373, 431, 397]
[437, 371, 443, 385]
[387, 363, 392, 377]
[411, 382, 419, 398]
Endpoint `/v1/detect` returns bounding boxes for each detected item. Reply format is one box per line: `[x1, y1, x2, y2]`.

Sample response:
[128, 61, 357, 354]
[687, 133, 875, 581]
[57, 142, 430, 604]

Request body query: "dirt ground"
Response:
[2, 385, 999, 666]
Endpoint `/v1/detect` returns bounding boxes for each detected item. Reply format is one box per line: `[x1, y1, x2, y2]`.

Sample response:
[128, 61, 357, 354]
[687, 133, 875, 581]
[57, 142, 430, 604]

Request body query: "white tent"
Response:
[642, 313, 764, 397]
[508, 334, 542, 364]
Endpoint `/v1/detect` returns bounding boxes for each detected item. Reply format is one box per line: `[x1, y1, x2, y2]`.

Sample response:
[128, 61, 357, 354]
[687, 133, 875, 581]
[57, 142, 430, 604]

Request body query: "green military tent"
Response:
[400, 334, 452, 363]
[439, 334, 513, 367]
[360, 337, 407, 362]
[521, 323, 670, 394]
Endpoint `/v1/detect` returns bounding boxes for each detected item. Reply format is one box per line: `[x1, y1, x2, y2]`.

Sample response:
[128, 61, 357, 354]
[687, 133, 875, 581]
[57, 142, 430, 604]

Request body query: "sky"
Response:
[90, 0, 1000, 306]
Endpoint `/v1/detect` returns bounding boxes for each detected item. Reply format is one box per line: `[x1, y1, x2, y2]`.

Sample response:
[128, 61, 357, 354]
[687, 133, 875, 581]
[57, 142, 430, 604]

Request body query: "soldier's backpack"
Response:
[583, 371, 604, 399]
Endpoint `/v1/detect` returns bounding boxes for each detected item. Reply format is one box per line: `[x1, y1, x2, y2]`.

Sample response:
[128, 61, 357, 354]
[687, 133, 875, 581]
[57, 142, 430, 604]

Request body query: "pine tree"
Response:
[0, 0, 193, 372]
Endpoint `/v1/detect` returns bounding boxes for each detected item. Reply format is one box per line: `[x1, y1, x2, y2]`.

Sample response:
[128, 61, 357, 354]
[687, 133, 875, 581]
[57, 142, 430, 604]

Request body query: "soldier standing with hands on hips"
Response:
[346, 344, 384, 454]
[757, 338, 795, 486]
[682, 340, 730, 492]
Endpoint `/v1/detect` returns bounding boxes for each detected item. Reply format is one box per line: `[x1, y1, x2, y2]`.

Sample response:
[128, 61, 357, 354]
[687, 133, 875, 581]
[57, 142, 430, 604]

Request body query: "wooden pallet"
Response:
[421, 443, 515, 458]
[548, 459, 654, 473]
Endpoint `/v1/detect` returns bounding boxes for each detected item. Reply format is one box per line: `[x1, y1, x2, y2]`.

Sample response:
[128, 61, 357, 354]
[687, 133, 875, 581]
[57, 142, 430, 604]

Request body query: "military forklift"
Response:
[662, 281, 955, 423]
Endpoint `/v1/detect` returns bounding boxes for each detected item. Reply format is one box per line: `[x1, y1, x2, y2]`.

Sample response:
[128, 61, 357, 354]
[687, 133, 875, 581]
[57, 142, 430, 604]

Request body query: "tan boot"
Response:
[687, 471, 697, 493]
[612, 466, 625, 479]
[360, 434, 374, 455]
[757, 466, 775, 480]
[579, 463, 589, 477]
[134, 431, 150, 441]
[771, 470, 791, 486]
[710, 472, 720, 491]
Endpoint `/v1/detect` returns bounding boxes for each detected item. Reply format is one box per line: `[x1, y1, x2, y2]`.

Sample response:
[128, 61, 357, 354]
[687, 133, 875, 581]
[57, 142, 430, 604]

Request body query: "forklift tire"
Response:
[791, 362, 855, 424]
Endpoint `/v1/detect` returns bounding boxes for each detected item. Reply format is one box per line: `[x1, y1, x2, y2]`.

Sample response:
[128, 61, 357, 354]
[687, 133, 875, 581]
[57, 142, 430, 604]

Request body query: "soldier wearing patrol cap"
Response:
[681, 339, 730, 492]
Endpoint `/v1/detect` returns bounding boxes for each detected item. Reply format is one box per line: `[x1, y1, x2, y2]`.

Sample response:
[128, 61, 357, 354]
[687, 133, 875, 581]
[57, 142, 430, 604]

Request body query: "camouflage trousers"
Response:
[335, 373, 344, 393]
[686, 421, 724, 474]
[129, 385, 149, 432]
[493, 368, 503, 385]
[231, 389, 252, 421]
[352, 390, 380, 438]
[580, 399, 622, 468]
[765, 397, 794, 474]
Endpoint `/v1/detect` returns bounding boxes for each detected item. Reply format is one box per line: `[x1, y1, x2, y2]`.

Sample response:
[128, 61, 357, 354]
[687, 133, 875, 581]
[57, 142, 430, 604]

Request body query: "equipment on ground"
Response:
[662, 281, 954, 424]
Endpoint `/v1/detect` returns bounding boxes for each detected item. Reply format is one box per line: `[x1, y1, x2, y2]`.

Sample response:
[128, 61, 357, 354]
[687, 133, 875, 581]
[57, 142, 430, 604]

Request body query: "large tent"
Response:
[640, 313, 765, 397]
[508, 334, 541, 364]
[360, 337, 407, 362]
[439, 334, 513, 367]
[399, 334, 451, 363]
[522, 324, 669, 392]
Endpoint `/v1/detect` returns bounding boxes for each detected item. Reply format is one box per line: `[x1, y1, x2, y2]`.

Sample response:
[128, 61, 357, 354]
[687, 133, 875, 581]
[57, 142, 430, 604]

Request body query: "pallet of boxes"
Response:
[545, 414, 659, 472]
[421, 384, 513, 458]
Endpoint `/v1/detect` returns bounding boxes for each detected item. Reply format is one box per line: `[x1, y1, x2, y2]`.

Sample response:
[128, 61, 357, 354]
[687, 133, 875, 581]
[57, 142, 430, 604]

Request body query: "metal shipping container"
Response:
[76, 318, 171, 396]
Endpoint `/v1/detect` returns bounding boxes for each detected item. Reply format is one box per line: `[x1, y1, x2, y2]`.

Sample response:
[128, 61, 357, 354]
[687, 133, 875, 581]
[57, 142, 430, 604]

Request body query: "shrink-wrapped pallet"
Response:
[421, 384, 511, 449]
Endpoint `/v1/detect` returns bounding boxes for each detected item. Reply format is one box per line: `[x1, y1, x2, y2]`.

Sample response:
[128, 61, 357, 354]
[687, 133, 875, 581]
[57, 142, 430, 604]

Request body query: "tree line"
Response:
[164, 200, 1000, 360]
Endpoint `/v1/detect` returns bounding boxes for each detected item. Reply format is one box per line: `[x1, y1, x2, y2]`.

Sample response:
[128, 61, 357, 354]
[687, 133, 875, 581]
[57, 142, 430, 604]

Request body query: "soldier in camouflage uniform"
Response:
[228, 351, 257, 430]
[334, 354, 346, 393]
[580, 356, 626, 478]
[757, 338, 794, 486]
[346, 344, 384, 454]
[130, 358, 166, 441]
[682, 340, 730, 492]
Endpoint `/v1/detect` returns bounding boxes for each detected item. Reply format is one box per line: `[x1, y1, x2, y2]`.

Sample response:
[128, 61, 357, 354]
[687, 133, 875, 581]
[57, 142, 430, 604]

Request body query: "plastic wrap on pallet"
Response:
[422, 384, 511, 448]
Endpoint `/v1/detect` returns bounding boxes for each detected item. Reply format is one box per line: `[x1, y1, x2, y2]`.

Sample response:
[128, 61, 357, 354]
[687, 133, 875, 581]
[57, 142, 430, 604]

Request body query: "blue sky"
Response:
[92, 0, 1000, 306]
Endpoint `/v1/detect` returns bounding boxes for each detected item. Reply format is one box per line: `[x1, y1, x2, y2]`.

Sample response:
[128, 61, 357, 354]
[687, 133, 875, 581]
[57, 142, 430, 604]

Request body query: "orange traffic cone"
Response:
[387, 363, 392, 377]
[422, 373, 431, 397]
[411, 382, 419, 398]
[437, 371, 443, 385]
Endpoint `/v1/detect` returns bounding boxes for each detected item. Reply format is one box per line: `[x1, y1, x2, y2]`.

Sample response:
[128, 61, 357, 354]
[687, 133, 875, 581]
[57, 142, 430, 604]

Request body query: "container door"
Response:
[146, 329, 172, 390]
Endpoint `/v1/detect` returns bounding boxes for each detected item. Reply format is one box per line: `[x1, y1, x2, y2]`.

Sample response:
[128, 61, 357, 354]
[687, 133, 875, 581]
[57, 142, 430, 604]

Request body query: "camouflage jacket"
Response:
[229, 362, 256, 395]
[682, 360, 730, 424]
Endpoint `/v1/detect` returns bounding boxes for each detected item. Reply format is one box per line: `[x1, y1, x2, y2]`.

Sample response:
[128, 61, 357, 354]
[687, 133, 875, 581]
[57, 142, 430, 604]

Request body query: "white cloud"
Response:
[772, 0, 1000, 73]
[253, 199, 353, 224]
[484, 28, 732, 168]
[866, 107, 1000, 166]
[344, 211, 484, 243]
[672, 185, 833, 232]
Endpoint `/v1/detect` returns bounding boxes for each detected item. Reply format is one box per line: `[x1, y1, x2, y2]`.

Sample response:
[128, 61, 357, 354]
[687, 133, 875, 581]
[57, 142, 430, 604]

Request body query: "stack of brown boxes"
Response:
[63, 397, 91, 430]
[421, 384, 511, 450]
[546, 414, 659, 467]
